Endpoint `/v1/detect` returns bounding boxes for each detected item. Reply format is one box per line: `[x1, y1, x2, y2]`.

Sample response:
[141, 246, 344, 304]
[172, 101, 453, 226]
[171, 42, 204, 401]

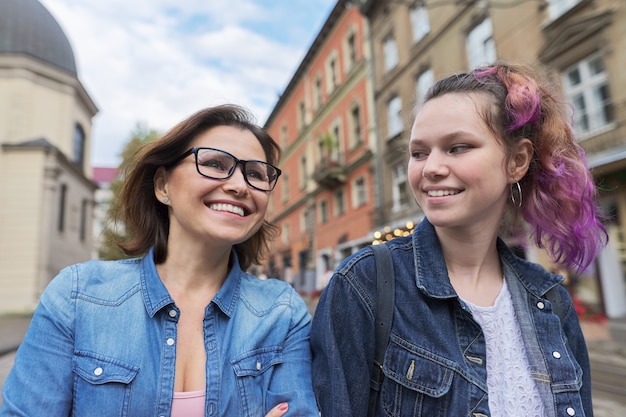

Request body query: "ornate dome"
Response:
[0, 0, 77, 75]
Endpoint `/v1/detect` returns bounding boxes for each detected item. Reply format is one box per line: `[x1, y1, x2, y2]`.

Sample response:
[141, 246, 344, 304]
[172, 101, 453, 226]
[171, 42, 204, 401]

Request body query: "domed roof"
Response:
[0, 0, 77, 75]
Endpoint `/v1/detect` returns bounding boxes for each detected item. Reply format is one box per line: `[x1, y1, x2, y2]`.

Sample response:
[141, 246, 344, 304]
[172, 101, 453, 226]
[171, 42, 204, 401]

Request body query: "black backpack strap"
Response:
[368, 243, 395, 416]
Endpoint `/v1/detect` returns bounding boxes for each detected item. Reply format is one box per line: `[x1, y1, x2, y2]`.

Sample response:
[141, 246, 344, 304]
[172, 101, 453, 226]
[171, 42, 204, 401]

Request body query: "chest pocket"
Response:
[381, 341, 454, 417]
[232, 348, 284, 417]
[72, 351, 139, 417]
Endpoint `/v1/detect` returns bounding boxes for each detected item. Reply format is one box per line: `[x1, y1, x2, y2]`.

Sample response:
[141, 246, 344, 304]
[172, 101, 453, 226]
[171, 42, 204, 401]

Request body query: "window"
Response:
[281, 223, 290, 245]
[383, 34, 398, 72]
[334, 189, 346, 216]
[387, 96, 403, 138]
[349, 104, 362, 148]
[352, 177, 367, 208]
[301, 209, 311, 232]
[281, 173, 289, 203]
[332, 123, 342, 159]
[548, 0, 581, 19]
[73, 124, 85, 169]
[300, 155, 307, 188]
[416, 69, 434, 108]
[410, 4, 430, 43]
[326, 52, 339, 93]
[562, 54, 614, 137]
[319, 200, 329, 224]
[298, 101, 306, 130]
[314, 75, 323, 110]
[344, 30, 358, 72]
[280, 124, 288, 150]
[321, 122, 342, 162]
[467, 18, 496, 69]
[58, 183, 67, 232]
[392, 163, 409, 211]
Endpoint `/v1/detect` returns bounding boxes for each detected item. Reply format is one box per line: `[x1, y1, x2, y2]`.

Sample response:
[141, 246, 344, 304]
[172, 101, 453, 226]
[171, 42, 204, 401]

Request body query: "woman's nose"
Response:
[223, 165, 249, 194]
[421, 152, 449, 178]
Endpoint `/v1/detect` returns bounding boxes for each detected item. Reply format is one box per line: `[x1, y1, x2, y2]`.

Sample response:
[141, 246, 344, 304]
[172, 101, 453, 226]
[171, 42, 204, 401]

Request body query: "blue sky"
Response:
[39, 0, 337, 167]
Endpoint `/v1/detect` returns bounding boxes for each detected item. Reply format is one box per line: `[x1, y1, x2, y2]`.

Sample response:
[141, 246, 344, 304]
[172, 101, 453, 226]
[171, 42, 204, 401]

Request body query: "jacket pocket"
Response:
[381, 341, 454, 417]
[232, 347, 283, 417]
[72, 351, 139, 417]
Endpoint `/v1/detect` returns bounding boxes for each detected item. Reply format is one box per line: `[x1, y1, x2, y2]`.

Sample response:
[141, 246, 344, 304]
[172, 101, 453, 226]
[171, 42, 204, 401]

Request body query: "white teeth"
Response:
[209, 203, 245, 217]
[427, 190, 460, 197]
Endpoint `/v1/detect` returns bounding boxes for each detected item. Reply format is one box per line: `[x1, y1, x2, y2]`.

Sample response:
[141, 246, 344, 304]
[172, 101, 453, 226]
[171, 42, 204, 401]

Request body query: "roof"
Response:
[0, 0, 77, 75]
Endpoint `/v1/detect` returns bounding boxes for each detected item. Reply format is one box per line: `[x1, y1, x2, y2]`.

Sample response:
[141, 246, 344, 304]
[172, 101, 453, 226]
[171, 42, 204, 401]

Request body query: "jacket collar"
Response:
[140, 247, 243, 318]
[412, 218, 562, 299]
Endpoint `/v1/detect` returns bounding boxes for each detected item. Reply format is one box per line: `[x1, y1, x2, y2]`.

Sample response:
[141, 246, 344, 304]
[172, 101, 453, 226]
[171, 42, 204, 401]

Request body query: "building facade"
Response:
[0, 0, 98, 314]
[263, 0, 378, 294]
[359, 0, 626, 335]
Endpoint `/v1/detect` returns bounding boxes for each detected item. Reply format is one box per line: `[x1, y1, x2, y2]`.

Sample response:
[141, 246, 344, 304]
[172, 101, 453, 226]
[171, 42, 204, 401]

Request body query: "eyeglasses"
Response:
[170, 147, 281, 191]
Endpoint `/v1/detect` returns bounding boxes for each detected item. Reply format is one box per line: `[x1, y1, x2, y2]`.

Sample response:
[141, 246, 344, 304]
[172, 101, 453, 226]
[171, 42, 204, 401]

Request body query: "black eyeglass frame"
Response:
[168, 147, 282, 192]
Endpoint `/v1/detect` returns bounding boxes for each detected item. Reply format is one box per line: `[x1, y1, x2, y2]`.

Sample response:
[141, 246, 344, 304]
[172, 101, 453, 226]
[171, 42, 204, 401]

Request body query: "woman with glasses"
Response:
[1, 105, 318, 417]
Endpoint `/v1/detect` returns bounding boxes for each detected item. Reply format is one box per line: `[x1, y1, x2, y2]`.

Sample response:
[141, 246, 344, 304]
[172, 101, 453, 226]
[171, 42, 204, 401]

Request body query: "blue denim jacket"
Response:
[1, 249, 318, 417]
[311, 218, 592, 417]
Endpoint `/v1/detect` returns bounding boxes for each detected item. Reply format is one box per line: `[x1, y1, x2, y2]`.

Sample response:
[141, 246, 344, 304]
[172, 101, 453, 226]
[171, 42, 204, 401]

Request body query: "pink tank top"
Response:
[171, 390, 205, 417]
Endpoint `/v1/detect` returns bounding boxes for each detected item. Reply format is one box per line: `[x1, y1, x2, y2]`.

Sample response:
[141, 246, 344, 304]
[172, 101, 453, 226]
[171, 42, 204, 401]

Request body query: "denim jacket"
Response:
[1, 249, 318, 417]
[311, 218, 592, 417]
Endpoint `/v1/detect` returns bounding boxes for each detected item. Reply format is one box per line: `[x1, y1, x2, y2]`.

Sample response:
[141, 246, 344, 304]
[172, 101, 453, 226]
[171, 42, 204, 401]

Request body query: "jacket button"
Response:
[552, 351, 561, 359]
[566, 407, 576, 416]
[93, 367, 103, 376]
[536, 301, 545, 309]
[169, 309, 177, 318]
[167, 338, 175, 346]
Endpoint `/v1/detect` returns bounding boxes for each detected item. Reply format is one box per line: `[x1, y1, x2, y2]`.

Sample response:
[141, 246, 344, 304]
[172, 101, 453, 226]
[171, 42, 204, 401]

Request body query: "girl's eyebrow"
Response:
[409, 130, 473, 145]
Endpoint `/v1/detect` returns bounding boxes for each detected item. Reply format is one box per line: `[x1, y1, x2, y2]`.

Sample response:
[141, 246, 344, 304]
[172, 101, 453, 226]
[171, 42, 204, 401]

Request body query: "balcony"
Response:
[313, 155, 347, 189]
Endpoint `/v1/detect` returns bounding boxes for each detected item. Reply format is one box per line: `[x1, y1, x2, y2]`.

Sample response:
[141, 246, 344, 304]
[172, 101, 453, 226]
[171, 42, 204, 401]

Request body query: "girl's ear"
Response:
[509, 138, 533, 183]
[154, 166, 170, 203]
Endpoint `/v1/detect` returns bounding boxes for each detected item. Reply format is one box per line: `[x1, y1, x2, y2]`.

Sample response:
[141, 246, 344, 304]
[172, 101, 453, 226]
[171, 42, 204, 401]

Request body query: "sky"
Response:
[38, 0, 337, 167]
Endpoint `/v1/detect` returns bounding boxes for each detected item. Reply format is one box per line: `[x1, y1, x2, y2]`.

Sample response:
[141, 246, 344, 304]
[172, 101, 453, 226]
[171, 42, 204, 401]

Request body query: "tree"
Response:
[98, 123, 160, 260]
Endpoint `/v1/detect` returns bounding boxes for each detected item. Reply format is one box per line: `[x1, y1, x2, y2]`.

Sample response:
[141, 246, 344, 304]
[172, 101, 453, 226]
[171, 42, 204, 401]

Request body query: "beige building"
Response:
[359, 0, 626, 337]
[0, 0, 98, 314]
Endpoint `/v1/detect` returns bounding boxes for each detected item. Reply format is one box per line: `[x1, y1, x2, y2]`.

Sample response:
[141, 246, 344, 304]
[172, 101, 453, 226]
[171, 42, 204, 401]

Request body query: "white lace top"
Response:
[463, 279, 546, 417]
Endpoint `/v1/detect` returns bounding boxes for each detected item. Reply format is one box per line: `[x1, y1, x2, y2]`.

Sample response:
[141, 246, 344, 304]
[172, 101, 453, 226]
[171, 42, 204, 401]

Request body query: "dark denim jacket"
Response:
[311, 218, 592, 417]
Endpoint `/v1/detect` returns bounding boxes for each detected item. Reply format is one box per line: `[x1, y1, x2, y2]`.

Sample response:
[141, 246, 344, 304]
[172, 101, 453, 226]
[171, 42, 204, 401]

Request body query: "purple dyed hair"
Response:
[424, 62, 607, 272]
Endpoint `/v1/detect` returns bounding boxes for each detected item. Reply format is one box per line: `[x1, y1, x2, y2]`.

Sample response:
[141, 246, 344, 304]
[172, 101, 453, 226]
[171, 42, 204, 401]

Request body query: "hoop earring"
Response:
[510, 182, 522, 208]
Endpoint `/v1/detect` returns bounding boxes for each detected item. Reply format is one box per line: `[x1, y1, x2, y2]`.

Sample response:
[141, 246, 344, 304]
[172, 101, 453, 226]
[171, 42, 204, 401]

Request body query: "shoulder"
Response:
[45, 257, 143, 301]
[239, 274, 307, 312]
[323, 237, 413, 307]
[335, 236, 413, 281]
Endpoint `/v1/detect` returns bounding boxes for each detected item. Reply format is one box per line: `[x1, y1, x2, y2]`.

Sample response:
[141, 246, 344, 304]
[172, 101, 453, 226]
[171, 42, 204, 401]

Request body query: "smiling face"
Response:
[154, 125, 271, 250]
[408, 93, 520, 232]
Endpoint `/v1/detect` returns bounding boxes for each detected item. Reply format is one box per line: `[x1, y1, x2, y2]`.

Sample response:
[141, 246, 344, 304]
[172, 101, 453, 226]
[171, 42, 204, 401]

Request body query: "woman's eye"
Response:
[201, 158, 227, 171]
[247, 169, 264, 180]
[450, 144, 471, 153]
[411, 151, 427, 159]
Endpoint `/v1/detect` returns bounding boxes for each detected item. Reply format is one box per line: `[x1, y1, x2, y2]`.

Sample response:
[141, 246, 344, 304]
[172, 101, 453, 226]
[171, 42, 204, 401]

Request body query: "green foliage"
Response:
[97, 123, 160, 260]
[319, 132, 339, 161]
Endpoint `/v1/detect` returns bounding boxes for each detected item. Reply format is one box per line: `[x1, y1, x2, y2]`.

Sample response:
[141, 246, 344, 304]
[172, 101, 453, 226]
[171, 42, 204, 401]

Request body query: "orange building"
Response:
[262, 0, 378, 294]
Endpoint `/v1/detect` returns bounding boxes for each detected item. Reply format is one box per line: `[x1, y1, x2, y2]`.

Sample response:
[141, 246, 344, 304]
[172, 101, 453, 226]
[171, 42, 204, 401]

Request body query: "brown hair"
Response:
[116, 104, 281, 269]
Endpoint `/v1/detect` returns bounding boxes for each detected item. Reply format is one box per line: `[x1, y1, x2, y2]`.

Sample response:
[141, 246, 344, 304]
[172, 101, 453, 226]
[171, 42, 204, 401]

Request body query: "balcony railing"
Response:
[313, 155, 347, 189]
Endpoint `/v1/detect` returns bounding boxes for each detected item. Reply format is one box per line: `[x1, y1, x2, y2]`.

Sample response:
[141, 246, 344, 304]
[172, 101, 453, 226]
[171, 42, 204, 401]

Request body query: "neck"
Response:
[435, 223, 503, 306]
[157, 238, 232, 296]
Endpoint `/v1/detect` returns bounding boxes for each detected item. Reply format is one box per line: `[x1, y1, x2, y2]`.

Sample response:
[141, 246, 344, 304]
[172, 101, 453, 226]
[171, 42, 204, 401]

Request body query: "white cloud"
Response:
[38, 0, 335, 166]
